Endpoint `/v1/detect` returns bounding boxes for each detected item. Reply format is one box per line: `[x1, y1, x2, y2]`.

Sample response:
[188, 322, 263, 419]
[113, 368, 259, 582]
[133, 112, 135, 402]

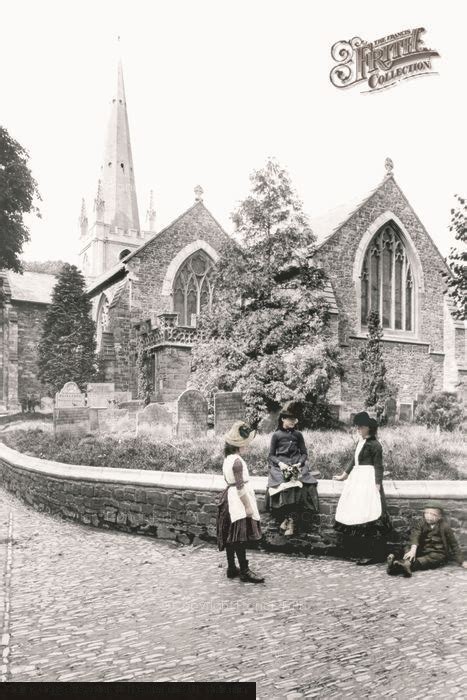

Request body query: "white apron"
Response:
[335, 439, 382, 526]
[223, 454, 261, 524]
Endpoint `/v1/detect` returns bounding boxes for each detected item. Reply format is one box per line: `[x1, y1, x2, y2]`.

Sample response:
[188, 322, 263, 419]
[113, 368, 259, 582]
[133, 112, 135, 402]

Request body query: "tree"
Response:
[0, 126, 41, 272]
[191, 158, 342, 427]
[22, 260, 66, 275]
[358, 310, 396, 421]
[445, 194, 467, 320]
[37, 264, 97, 393]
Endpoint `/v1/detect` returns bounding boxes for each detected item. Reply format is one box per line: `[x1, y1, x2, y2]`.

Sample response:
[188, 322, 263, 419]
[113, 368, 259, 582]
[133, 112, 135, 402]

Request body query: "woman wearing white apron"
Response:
[333, 411, 392, 565]
[216, 421, 264, 583]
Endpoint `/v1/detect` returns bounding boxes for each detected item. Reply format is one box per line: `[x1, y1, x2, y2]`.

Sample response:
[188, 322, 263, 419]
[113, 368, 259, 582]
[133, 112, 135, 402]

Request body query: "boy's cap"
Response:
[424, 502, 445, 515]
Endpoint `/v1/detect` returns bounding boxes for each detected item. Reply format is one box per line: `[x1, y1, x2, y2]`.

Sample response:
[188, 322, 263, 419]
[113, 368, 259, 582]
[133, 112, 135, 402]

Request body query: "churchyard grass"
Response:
[1, 422, 464, 480]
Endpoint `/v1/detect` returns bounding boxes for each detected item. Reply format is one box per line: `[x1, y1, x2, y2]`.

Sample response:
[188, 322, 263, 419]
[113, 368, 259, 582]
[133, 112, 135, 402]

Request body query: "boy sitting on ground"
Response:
[387, 503, 467, 577]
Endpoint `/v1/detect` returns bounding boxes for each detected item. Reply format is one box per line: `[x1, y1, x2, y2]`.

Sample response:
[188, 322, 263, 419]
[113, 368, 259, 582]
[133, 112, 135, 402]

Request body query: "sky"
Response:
[1, 0, 466, 265]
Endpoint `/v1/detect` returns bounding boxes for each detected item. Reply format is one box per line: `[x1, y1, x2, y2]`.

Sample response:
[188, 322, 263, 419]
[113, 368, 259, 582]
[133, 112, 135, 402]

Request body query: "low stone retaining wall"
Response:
[1, 442, 466, 557]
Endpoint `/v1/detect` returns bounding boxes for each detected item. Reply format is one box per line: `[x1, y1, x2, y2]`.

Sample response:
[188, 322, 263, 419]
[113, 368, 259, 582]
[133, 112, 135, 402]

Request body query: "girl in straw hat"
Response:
[216, 421, 264, 583]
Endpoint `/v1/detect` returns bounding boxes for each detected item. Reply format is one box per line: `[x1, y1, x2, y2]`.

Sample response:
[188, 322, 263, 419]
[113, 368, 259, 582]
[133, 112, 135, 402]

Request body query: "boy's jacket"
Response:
[410, 518, 464, 564]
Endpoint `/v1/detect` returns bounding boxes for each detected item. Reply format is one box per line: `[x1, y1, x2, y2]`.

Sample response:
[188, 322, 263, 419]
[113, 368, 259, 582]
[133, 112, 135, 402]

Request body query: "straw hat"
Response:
[224, 420, 256, 447]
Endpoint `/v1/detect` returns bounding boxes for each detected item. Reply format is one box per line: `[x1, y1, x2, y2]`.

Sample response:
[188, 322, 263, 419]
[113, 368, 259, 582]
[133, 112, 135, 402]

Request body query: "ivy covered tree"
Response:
[359, 310, 396, 421]
[38, 264, 98, 393]
[445, 194, 467, 320]
[0, 126, 40, 272]
[191, 158, 342, 427]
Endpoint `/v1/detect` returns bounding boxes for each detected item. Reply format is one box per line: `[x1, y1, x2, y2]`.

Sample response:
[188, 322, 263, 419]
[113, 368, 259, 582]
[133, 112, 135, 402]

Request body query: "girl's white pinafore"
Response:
[222, 454, 261, 524]
[334, 439, 382, 526]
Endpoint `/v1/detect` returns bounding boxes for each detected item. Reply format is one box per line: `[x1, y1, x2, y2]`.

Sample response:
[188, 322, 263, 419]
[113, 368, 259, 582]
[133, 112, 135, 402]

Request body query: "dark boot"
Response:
[386, 554, 396, 575]
[240, 560, 265, 584]
[393, 559, 412, 577]
[226, 545, 240, 579]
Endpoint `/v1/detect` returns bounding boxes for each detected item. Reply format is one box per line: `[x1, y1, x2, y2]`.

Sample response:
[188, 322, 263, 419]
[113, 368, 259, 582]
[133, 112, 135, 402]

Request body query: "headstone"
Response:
[55, 382, 86, 408]
[113, 391, 132, 407]
[86, 382, 115, 408]
[137, 403, 174, 440]
[118, 400, 145, 413]
[384, 397, 397, 422]
[40, 397, 54, 413]
[177, 390, 208, 439]
[98, 408, 132, 434]
[399, 403, 413, 422]
[214, 392, 247, 435]
[257, 411, 280, 434]
[53, 407, 90, 436]
[329, 404, 341, 422]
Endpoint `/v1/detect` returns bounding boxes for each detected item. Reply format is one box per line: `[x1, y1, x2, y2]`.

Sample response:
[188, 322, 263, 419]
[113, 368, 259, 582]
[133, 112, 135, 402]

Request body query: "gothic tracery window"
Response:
[173, 251, 215, 326]
[96, 294, 110, 349]
[360, 222, 414, 332]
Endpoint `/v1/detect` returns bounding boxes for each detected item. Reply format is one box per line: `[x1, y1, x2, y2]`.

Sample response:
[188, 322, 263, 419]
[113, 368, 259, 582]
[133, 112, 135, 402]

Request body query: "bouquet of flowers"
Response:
[282, 462, 301, 482]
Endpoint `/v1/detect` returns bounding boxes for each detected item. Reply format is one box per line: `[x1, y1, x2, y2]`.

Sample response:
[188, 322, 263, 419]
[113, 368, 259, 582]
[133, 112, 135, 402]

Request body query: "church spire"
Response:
[99, 58, 140, 231]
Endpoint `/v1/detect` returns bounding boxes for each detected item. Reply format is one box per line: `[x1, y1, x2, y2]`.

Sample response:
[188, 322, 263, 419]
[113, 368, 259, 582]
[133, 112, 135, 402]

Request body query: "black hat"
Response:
[353, 411, 378, 430]
[279, 400, 301, 420]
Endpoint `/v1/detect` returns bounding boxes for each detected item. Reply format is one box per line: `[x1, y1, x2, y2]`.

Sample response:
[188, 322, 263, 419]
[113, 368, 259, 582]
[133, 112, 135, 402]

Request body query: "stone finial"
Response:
[194, 185, 204, 202]
[79, 198, 88, 236]
[385, 157, 394, 176]
[146, 189, 156, 232]
[94, 179, 105, 219]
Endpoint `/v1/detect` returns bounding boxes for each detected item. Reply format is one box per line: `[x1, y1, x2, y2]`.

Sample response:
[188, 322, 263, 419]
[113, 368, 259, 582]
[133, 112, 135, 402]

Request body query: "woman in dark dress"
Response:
[265, 402, 319, 537]
[333, 411, 392, 565]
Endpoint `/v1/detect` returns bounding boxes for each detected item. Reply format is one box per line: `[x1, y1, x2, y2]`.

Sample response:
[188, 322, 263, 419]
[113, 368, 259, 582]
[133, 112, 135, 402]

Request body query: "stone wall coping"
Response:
[1, 442, 466, 500]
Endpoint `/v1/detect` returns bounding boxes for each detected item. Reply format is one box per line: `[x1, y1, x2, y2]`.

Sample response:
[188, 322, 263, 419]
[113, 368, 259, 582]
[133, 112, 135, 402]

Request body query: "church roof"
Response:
[3, 270, 57, 304]
[309, 182, 382, 247]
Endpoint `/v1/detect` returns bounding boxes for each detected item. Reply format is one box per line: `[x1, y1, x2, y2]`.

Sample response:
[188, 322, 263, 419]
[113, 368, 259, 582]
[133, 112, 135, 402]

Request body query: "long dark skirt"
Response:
[265, 482, 319, 517]
[333, 488, 392, 561]
[216, 488, 262, 552]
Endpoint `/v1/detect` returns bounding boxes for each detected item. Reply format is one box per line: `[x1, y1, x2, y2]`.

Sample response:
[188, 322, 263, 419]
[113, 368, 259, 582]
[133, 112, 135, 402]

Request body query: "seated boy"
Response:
[387, 503, 467, 577]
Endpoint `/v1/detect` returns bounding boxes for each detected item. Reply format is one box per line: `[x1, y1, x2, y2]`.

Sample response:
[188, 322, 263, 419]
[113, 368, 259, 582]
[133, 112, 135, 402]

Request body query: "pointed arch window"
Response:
[96, 294, 110, 350]
[360, 222, 414, 332]
[173, 251, 216, 326]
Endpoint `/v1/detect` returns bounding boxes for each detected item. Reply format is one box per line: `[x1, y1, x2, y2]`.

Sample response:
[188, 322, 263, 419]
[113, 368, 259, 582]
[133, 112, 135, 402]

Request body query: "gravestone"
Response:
[87, 382, 115, 409]
[55, 382, 86, 408]
[98, 408, 132, 434]
[40, 397, 54, 413]
[399, 403, 413, 422]
[53, 407, 90, 436]
[214, 392, 246, 435]
[113, 391, 132, 406]
[177, 390, 208, 439]
[384, 397, 397, 423]
[137, 403, 174, 440]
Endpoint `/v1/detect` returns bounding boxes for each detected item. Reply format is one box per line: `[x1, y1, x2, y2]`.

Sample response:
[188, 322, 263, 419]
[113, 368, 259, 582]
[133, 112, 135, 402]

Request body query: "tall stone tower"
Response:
[79, 60, 152, 279]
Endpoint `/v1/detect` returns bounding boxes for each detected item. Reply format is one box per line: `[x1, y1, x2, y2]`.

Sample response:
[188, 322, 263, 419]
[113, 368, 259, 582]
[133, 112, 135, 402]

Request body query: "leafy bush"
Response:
[415, 392, 464, 432]
[1, 425, 463, 480]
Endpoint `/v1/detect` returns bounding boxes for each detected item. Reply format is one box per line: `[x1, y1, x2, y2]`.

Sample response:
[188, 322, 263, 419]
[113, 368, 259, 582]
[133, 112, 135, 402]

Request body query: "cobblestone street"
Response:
[0, 487, 466, 697]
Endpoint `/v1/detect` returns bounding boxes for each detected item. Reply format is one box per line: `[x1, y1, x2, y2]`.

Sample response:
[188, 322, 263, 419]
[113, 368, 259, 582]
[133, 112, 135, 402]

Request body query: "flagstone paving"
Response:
[0, 487, 466, 697]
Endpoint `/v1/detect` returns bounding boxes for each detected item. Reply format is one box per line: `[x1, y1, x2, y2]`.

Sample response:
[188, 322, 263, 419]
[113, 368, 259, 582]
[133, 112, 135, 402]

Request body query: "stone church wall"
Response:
[133, 204, 230, 322]
[317, 176, 450, 409]
[16, 302, 49, 401]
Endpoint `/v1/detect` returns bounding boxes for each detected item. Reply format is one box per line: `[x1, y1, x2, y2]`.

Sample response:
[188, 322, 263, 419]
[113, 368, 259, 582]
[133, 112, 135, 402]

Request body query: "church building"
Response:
[0, 61, 465, 417]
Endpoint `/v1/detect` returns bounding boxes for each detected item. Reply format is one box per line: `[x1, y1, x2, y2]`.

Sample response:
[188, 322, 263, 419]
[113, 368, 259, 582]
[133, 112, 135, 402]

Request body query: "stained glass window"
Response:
[360, 222, 414, 332]
[172, 251, 216, 326]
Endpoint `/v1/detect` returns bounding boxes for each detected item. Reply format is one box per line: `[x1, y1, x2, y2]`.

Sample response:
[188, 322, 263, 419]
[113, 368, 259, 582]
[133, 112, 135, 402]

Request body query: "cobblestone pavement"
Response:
[0, 488, 466, 697]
